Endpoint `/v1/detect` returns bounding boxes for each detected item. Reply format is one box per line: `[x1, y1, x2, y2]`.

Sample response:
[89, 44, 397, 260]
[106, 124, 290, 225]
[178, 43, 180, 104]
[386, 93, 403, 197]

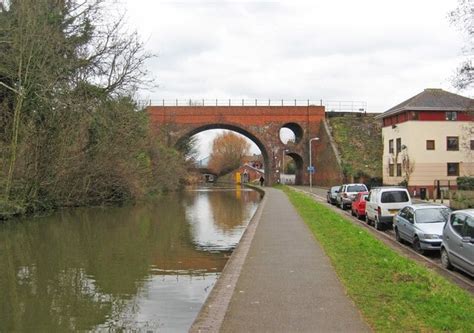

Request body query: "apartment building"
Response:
[377, 88, 473, 199]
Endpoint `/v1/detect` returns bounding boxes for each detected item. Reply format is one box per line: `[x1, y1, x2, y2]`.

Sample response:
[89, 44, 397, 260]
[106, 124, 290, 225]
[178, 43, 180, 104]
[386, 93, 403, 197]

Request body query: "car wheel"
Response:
[374, 217, 382, 230]
[340, 201, 345, 210]
[413, 237, 425, 255]
[365, 214, 371, 225]
[440, 248, 452, 270]
[395, 228, 403, 243]
[355, 211, 360, 219]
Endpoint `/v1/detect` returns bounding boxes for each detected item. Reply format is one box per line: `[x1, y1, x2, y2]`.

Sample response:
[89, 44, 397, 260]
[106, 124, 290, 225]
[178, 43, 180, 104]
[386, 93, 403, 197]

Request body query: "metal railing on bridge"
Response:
[142, 99, 368, 113]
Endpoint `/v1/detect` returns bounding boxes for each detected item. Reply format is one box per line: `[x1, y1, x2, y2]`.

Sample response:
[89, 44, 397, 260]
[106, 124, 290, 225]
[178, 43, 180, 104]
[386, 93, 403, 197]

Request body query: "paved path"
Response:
[219, 187, 370, 332]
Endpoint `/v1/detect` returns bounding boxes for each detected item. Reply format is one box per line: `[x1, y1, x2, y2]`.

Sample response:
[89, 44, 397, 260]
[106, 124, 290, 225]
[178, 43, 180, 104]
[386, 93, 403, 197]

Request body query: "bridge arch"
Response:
[176, 123, 271, 183]
[280, 122, 304, 144]
[285, 152, 304, 185]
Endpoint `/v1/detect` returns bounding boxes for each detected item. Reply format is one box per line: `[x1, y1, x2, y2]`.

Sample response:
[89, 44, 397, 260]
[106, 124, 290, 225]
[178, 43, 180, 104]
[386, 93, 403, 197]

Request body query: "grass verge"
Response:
[281, 186, 474, 332]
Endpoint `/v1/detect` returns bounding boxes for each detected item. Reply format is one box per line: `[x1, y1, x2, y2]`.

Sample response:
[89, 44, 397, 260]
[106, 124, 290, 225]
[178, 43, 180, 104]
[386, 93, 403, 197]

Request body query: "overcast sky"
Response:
[122, 0, 471, 158]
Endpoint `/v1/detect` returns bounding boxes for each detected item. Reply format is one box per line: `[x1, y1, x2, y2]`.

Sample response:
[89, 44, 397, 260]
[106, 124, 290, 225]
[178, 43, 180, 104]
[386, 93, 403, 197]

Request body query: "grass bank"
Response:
[328, 115, 382, 183]
[281, 186, 474, 332]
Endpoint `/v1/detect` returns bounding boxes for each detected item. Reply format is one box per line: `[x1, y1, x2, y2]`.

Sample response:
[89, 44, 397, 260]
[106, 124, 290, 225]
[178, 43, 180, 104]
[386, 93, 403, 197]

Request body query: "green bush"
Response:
[457, 176, 474, 190]
[0, 200, 25, 220]
[450, 190, 474, 209]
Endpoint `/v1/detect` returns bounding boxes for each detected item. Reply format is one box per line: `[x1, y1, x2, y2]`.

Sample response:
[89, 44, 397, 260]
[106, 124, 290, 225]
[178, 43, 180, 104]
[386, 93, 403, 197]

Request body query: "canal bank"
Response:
[191, 187, 370, 332]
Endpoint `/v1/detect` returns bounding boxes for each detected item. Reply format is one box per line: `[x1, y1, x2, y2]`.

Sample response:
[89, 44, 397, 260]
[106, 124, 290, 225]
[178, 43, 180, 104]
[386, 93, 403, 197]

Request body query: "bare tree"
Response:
[0, 0, 184, 215]
[449, 0, 474, 90]
[208, 131, 251, 176]
[401, 152, 415, 186]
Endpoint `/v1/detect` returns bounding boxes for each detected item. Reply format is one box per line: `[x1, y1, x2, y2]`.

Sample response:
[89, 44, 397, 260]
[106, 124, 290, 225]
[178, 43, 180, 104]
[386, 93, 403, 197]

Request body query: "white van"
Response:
[365, 187, 412, 230]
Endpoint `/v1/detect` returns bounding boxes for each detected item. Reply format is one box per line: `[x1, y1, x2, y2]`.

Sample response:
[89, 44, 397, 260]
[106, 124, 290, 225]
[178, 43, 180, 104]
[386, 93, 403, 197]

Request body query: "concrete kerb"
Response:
[189, 185, 267, 333]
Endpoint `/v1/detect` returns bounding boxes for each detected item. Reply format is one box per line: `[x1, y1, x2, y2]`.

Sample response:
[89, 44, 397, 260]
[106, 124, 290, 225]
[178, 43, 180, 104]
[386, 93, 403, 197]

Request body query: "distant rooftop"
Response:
[376, 88, 473, 119]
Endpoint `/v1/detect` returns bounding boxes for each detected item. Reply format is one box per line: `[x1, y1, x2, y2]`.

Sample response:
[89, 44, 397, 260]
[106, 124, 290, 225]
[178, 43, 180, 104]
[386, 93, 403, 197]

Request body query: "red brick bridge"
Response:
[147, 103, 328, 185]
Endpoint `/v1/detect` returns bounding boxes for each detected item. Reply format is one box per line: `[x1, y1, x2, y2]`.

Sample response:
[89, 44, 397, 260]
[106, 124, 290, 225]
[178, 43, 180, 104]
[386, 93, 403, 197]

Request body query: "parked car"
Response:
[440, 209, 474, 277]
[394, 204, 450, 254]
[336, 183, 368, 210]
[327, 186, 340, 205]
[365, 187, 411, 230]
[351, 191, 369, 220]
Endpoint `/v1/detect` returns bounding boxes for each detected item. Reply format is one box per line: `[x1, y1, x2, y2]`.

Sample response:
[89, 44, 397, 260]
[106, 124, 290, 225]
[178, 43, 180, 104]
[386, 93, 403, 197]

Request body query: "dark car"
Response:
[351, 192, 369, 220]
[327, 186, 340, 205]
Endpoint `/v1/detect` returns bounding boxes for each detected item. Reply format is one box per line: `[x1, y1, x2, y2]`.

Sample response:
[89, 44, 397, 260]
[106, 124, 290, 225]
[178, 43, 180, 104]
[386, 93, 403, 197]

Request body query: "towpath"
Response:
[192, 187, 370, 332]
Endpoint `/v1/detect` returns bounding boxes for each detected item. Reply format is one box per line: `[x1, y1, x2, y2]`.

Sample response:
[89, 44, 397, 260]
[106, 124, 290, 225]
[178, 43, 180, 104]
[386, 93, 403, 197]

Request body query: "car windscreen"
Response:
[347, 185, 366, 192]
[415, 208, 450, 223]
[331, 186, 339, 193]
[380, 191, 409, 203]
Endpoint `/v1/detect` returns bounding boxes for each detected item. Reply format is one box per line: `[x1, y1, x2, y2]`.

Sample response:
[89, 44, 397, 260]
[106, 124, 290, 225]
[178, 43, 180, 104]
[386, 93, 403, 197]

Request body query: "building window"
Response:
[446, 111, 457, 121]
[396, 138, 402, 153]
[389, 139, 394, 154]
[447, 163, 460, 176]
[426, 140, 435, 150]
[389, 164, 394, 177]
[447, 136, 459, 151]
[471, 140, 474, 150]
[396, 163, 402, 177]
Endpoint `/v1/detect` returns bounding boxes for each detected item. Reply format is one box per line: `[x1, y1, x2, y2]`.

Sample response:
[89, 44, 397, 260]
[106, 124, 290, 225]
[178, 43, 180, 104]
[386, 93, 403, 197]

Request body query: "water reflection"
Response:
[185, 187, 259, 251]
[0, 187, 260, 332]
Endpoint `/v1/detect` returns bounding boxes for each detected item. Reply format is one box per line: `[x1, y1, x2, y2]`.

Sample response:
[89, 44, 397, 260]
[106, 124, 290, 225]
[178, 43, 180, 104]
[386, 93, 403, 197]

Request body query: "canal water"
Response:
[0, 186, 260, 332]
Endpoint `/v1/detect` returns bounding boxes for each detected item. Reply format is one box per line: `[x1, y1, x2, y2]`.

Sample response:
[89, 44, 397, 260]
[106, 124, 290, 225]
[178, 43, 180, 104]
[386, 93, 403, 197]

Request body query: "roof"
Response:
[371, 186, 407, 190]
[451, 209, 474, 216]
[241, 163, 264, 173]
[409, 203, 450, 209]
[375, 88, 473, 119]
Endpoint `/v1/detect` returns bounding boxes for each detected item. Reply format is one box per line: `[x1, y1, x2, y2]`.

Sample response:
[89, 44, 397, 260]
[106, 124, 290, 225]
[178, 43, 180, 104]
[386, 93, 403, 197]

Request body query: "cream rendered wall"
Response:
[382, 121, 473, 186]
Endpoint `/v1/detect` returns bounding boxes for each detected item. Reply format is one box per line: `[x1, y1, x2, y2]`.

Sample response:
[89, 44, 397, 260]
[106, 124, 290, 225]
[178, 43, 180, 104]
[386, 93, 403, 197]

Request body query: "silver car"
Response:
[394, 204, 450, 254]
[441, 209, 474, 277]
[326, 186, 340, 205]
[336, 183, 368, 210]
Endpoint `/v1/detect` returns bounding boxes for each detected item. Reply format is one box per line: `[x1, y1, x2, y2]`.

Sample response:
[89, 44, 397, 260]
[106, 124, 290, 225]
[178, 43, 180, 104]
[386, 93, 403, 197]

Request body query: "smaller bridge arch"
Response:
[285, 152, 304, 185]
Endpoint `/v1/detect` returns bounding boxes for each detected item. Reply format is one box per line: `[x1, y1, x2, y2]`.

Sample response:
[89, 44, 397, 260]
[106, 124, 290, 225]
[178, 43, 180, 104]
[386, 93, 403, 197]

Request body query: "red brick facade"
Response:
[382, 110, 472, 127]
[236, 164, 264, 183]
[312, 121, 344, 186]
[147, 106, 325, 185]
